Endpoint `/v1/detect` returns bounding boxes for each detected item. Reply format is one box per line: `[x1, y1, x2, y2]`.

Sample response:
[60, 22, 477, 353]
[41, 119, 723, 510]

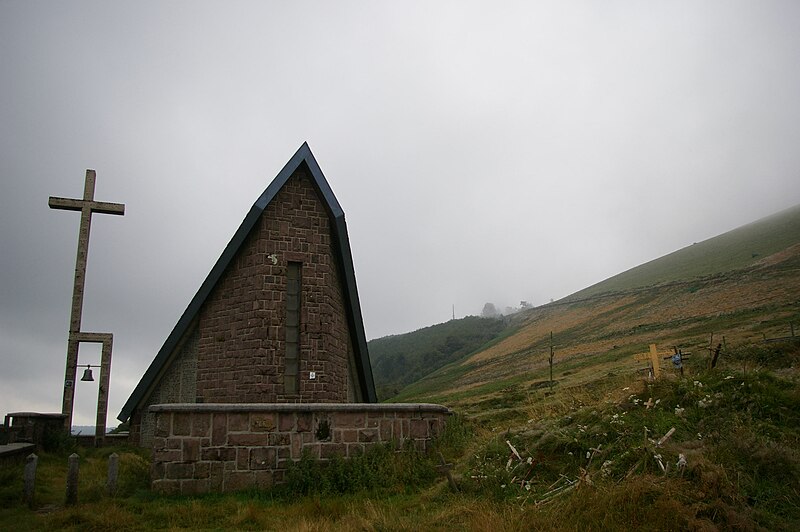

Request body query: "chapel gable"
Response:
[119, 144, 375, 446]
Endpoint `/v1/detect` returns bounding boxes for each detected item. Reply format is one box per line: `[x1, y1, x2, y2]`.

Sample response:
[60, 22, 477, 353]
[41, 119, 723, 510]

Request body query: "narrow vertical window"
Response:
[284, 262, 301, 394]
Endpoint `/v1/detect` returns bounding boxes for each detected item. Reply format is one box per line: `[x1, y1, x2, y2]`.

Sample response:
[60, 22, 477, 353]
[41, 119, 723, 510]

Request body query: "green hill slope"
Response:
[368, 316, 508, 401]
[568, 203, 800, 300]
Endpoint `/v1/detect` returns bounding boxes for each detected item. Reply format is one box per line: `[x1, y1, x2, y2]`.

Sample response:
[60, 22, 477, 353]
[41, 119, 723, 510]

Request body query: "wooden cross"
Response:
[50, 170, 124, 442]
[633, 344, 663, 380]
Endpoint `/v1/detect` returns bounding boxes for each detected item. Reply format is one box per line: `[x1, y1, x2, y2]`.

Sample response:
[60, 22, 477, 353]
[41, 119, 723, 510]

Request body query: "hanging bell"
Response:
[81, 366, 94, 382]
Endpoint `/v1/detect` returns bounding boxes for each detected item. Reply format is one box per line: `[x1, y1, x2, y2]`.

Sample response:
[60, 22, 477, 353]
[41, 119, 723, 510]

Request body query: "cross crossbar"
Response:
[49, 197, 125, 215]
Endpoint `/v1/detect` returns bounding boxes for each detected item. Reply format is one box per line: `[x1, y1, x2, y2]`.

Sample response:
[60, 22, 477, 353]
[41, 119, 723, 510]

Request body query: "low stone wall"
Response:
[149, 403, 451, 494]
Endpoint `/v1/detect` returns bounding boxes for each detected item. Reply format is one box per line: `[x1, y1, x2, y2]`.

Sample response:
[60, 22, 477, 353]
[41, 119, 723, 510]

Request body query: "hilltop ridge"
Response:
[566, 202, 800, 300]
[370, 202, 800, 406]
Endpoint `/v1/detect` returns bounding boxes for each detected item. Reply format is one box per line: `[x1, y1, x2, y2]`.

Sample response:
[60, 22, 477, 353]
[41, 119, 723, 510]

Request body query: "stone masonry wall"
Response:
[195, 168, 354, 404]
[150, 403, 451, 494]
[133, 326, 199, 448]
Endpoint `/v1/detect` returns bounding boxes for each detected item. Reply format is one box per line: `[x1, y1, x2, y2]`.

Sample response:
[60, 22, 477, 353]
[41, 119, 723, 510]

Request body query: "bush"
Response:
[283, 443, 437, 497]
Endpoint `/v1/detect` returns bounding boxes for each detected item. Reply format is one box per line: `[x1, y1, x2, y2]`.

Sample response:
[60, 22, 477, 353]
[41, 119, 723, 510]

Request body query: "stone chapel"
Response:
[119, 143, 376, 446]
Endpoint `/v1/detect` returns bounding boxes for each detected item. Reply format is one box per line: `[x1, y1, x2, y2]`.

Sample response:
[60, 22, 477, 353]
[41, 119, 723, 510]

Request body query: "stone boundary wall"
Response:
[149, 403, 451, 494]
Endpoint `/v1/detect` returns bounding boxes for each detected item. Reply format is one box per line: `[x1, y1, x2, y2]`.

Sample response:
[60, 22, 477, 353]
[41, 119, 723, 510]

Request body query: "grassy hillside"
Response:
[3, 343, 798, 530]
[369, 203, 800, 404]
[368, 316, 508, 400]
[568, 202, 800, 300]
[391, 248, 800, 409]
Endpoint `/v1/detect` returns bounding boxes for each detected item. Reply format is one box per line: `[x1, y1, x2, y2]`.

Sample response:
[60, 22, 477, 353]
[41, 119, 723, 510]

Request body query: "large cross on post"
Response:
[49, 170, 124, 444]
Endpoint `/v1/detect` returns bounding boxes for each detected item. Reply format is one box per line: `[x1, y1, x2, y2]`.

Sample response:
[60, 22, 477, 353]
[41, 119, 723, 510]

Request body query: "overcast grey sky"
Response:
[2, 1, 799, 426]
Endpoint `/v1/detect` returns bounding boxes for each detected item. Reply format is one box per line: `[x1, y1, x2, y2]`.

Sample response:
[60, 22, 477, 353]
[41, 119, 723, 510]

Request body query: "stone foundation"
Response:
[149, 403, 451, 494]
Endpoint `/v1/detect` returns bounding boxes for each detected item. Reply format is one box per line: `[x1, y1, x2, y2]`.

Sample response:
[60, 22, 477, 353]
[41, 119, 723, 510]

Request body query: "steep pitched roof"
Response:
[118, 143, 376, 422]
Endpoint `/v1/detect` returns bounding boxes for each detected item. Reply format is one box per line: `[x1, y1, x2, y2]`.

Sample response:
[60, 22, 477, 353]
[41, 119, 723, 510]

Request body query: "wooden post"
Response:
[549, 332, 555, 388]
[710, 343, 722, 369]
[23, 453, 37, 509]
[649, 344, 660, 379]
[708, 333, 714, 369]
[107, 453, 119, 497]
[66, 453, 79, 505]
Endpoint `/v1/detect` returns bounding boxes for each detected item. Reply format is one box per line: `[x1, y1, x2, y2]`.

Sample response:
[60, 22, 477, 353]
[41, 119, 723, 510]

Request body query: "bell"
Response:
[81, 367, 94, 382]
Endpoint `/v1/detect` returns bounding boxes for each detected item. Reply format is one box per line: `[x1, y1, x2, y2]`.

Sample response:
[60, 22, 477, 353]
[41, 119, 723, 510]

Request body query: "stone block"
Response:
[212, 413, 227, 446]
[207, 463, 223, 491]
[410, 419, 428, 439]
[191, 414, 211, 437]
[183, 438, 200, 462]
[269, 432, 290, 446]
[319, 443, 346, 459]
[224, 471, 255, 492]
[151, 461, 165, 480]
[359, 428, 379, 443]
[296, 412, 312, 432]
[155, 414, 170, 437]
[228, 433, 268, 446]
[154, 449, 182, 463]
[201, 446, 236, 462]
[194, 461, 210, 479]
[173, 413, 191, 436]
[278, 413, 295, 431]
[340, 429, 359, 443]
[379, 420, 393, 442]
[250, 413, 276, 432]
[228, 413, 249, 432]
[236, 448, 249, 470]
[166, 462, 194, 480]
[152, 479, 180, 495]
[250, 447, 276, 470]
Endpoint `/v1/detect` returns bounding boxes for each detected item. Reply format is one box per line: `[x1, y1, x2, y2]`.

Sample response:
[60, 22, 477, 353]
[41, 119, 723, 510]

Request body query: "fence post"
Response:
[66, 453, 79, 505]
[107, 453, 119, 497]
[23, 453, 37, 508]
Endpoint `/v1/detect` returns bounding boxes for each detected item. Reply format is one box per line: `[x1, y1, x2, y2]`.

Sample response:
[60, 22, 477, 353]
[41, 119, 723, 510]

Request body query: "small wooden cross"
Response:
[633, 344, 663, 379]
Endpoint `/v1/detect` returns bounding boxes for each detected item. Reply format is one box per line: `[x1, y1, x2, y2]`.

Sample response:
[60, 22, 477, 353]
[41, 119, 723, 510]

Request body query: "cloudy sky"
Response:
[2, 1, 799, 426]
